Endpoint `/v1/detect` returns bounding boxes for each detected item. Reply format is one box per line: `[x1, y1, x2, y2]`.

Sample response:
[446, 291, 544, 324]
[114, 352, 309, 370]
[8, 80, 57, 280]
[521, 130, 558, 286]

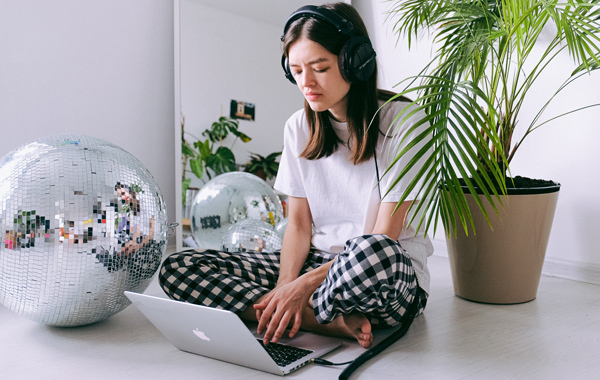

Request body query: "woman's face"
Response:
[287, 38, 351, 121]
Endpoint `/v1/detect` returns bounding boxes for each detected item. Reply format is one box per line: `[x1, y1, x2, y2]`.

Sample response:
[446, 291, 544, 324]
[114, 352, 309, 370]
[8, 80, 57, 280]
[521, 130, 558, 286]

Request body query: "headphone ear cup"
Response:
[337, 41, 353, 83]
[281, 55, 296, 85]
[338, 36, 376, 83]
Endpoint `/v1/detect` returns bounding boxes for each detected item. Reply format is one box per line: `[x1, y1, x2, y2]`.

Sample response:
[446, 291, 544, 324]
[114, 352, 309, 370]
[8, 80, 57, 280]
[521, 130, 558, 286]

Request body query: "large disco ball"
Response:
[221, 219, 283, 253]
[0, 134, 168, 326]
[190, 172, 283, 249]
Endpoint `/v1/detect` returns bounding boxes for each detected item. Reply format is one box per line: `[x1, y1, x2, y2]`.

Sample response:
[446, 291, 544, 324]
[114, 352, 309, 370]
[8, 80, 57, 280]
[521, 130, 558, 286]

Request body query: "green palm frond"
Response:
[387, 0, 600, 236]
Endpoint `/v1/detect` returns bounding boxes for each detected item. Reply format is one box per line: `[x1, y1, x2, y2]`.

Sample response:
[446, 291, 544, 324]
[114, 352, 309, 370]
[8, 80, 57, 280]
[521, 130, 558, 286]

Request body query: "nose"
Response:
[298, 70, 315, 88]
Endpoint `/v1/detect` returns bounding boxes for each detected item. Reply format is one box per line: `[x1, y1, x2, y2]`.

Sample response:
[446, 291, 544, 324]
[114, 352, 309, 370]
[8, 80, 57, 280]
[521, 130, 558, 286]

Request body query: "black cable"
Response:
[374, 150, 381, 199]
[337, 292, 421, 380]
[311, 358, 354, 366]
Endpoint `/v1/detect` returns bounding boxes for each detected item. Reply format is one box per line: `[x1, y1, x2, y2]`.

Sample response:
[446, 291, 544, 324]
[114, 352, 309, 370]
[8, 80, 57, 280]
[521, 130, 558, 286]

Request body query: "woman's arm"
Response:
[371, 200, 413, 240]
[276, 196, 313, 285]
[255, 196, 317, 342]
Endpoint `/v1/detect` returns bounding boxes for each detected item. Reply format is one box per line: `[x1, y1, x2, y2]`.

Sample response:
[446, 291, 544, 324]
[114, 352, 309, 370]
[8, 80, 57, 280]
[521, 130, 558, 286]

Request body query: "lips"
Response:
[305, 93, 321, 101]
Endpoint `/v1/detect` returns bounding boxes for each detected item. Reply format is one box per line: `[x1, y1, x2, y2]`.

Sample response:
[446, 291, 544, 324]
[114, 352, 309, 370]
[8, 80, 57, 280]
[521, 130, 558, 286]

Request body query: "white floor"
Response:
[2, 246, 600, 380]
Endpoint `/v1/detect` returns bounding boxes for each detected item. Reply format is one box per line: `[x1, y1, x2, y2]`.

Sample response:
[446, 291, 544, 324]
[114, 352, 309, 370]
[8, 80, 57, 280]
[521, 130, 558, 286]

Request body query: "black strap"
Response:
[338, 290, 421, 380]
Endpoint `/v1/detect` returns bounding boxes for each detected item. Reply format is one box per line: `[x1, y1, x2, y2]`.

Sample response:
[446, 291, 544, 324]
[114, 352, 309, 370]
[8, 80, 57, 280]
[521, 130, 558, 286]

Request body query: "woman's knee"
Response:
[313, 235, 417, 323]
[338, 234, 417, 297]
[158, 250, 212, 286]
[343, 234, 412, 268]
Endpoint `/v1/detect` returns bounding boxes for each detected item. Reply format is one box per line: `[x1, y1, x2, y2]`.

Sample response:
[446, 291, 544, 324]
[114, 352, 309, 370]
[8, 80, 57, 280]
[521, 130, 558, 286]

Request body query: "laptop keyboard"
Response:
[257, 339, 314, 367]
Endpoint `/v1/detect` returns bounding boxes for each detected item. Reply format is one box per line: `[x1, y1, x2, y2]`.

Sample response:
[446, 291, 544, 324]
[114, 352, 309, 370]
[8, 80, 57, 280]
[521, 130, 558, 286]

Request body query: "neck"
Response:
[328, 111, 346, 123]
[328, 96, 348, 122]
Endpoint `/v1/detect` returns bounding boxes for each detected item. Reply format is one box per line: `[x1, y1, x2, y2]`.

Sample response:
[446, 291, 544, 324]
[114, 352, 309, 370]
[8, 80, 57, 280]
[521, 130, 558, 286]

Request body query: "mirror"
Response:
[174, 0, 331, 249]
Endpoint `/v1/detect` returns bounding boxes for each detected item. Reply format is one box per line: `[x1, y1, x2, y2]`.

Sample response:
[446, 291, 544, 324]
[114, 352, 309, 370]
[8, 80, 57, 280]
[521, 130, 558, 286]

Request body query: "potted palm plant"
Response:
[385, 0, 600, 303]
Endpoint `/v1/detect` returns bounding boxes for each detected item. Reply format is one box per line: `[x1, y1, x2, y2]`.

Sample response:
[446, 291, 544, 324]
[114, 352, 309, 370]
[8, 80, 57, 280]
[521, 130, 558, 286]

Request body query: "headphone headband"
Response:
[281, 5, 354, 42]
[280, 4, 376, 84]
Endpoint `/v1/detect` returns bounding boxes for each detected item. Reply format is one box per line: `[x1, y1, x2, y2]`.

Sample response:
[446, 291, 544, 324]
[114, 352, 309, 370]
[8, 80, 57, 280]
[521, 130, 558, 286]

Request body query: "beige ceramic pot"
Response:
[446, 184, 560, 304]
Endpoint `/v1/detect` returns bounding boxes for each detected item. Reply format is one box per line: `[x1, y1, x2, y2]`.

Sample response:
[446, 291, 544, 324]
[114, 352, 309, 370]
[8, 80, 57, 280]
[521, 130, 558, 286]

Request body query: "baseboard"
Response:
[430, 236, 449, 258]
[430, 237, 600, 286]
[541, 258, 600, 286]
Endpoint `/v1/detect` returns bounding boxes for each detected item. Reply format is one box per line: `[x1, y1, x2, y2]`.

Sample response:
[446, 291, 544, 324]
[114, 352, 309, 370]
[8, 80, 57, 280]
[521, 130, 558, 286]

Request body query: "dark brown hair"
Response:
[282, 2, 400, 164]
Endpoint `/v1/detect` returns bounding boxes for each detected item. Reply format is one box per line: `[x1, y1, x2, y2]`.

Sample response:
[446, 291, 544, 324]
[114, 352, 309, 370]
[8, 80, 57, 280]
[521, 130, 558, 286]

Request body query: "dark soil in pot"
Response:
[458, 175, 560, 195]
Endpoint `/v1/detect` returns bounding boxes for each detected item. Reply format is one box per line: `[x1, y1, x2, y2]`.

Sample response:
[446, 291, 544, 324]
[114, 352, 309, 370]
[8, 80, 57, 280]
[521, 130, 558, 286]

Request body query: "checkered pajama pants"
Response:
[159, 234, 426, 327]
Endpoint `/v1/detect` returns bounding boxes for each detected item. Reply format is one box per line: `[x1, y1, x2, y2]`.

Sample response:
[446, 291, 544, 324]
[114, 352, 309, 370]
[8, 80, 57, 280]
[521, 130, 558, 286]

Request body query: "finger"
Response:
[257, 302, 276, 335]
[255, 295, 275, 334]
[257, 313, 269, 336]
[271, 312, 292, 343]
[253, 296, 269, 310]
[264, 309, 285, 343]
[288, 313, 303, 338]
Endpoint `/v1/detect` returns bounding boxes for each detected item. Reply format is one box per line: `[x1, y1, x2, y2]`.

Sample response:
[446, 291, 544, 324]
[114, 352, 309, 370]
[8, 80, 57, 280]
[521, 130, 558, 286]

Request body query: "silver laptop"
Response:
[124, 291, 342, 376]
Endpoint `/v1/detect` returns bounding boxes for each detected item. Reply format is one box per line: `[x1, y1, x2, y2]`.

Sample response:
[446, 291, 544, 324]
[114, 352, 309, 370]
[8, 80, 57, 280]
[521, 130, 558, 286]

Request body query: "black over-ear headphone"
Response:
[280, 5, 376, 84]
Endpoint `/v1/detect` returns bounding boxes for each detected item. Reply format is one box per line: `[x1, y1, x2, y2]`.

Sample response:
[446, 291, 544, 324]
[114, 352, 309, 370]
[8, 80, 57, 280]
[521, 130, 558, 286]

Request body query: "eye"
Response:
[292, 70, 302, 76]
[314, 68, 328, 73]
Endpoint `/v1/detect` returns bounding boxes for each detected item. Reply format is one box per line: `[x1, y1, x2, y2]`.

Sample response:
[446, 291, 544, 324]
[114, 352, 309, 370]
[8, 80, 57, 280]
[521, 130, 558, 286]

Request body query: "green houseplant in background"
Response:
[242, 152, 282, 181]
[181, 115, 251, 205]
[386, 0, 600, 303]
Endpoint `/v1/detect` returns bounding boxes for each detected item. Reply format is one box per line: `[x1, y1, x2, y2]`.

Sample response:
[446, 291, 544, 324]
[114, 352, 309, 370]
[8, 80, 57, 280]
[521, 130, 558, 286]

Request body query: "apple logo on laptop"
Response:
[193, 328, 211, 341]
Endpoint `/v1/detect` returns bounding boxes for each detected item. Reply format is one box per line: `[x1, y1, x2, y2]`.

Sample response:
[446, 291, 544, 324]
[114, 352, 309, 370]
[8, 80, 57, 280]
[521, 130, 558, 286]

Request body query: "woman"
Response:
[159, 3, 433, 349]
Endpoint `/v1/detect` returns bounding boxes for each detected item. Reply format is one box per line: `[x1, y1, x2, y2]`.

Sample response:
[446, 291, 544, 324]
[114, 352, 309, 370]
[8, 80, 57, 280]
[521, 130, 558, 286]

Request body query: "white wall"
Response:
[0, 0, 175, 223]
[355, 0, 600, 268]
[179, 0, 305, 190]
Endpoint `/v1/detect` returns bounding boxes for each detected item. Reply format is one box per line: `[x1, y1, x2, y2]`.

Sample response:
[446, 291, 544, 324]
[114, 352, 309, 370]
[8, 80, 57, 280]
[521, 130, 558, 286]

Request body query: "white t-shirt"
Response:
[274, 100, 434, 294]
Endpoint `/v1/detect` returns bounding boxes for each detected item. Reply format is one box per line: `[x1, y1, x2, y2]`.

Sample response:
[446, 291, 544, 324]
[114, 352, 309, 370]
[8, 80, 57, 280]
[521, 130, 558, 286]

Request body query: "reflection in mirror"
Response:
[175, 0, 330, 249]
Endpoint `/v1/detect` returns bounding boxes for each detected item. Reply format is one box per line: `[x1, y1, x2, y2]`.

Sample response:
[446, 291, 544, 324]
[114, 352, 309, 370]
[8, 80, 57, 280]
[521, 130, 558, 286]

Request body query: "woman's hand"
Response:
[254, 277, 313, 344]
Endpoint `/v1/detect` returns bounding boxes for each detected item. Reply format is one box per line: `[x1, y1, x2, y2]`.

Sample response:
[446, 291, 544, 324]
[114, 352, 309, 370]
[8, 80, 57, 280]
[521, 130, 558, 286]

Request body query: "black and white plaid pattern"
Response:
[159, 248, 336, 311]
[159, 234, 425, 327]
[313, 234, 424, 327]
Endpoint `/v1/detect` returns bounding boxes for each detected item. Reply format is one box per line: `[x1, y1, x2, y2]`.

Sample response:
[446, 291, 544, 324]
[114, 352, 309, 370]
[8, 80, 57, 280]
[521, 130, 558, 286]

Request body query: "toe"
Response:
[360, 319, 372, 334]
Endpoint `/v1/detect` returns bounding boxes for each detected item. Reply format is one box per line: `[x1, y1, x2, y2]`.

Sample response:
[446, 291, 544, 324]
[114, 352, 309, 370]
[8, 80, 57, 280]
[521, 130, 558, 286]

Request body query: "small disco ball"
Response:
[275, 218, 288, 239]
[221, 219, 283, 253]
[0, 134, 168, 326]
[190, 172, 283, 249]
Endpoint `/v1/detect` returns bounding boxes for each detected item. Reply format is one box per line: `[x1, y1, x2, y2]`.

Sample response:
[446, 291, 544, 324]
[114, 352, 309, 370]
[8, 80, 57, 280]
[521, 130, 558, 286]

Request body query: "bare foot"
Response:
[238, 302, 374, 348]
[329, 312, 373, 348]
